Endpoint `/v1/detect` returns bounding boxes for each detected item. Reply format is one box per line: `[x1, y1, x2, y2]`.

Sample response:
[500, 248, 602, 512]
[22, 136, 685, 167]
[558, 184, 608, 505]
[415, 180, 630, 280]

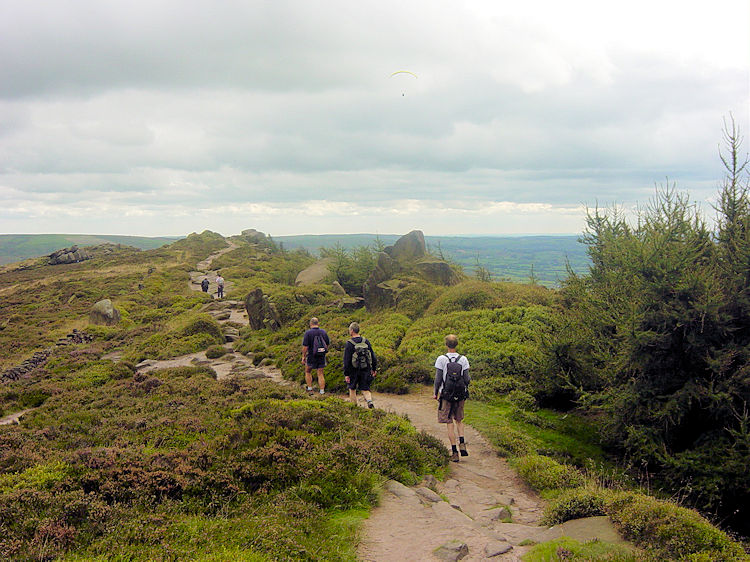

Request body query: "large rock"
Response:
[241, 229, 268, 244]
[362, 252, 398, 310]
[386, 230, 425, 264]
[89, 299, 121, 325]
[336, 296, 365, 310]
[48, 245, 93, 265]
[244, 288, 282, 331]
[295, 258, 334, 286]
[363, 278, 405, 311]
[416, 258, 460, 285]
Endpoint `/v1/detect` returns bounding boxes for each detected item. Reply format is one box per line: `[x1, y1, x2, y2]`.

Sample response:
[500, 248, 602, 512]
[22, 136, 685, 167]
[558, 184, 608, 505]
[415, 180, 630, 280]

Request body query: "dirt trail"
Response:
[358, 387, 546, 561]
[138, 241, 289, 384]
[359, 389, 635, 561]
[188, 241, 239, 299]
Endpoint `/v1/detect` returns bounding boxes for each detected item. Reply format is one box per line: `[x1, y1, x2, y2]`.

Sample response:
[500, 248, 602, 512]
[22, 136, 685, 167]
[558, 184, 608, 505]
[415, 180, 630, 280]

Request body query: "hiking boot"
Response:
[319, 389, 325, 395]
[367, 400, 374, 409]
[450, 451, 459, 462]
[306, 387, 314, 396]
[459, 442, 468, 456]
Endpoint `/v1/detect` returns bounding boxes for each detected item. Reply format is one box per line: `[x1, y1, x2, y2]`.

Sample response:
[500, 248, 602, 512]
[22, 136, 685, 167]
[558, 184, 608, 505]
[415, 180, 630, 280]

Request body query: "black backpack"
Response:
[349, 338, 372, 371]
[311, 332, 328, 356]
[440, 355, 467, 402]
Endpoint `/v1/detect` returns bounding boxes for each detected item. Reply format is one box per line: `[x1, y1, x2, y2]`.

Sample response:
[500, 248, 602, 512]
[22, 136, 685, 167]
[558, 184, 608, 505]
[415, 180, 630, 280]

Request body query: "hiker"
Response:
[343, 322, 377, 408]
[434, 334, 471, 462]
[302, 317, 329, 395]
[215, 273, 225, 299]
[200, 277, 209, 292]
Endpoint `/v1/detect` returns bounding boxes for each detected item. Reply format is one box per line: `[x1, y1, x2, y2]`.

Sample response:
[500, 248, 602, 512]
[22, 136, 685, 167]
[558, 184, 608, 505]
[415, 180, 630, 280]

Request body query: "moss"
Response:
[511, 454, 585, 491]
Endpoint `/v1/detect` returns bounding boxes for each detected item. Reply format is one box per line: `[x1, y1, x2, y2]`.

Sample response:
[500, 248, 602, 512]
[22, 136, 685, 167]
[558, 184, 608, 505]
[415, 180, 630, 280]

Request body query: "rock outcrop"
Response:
[388, 230, 426, 264]
[362, 231, 460, 310]
[295, 257, 334, 286]
[48, 245, 93, 265]
[416, 258, 460, 286]
[89, 299, 121, 325]
[241, 229, 268, 244]
[244, 288, 282, 331]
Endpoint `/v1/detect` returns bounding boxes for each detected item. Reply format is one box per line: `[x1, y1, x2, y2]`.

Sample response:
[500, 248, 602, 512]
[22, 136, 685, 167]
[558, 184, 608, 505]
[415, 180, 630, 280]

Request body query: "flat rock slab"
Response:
[294, 258, 334, 286]
[484, 539, 513, 557]
[534, 516, 630, 546]
[416, 487, 443, 503]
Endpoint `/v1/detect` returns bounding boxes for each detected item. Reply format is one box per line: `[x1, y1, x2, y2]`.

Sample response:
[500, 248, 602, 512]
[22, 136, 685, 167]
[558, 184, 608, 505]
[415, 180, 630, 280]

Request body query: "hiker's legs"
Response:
[455, 420, 464, 440]
[446, 421, 457, 446]
[348, 388, 358, 404]
[362, 390, 372, 402]
[305, 365, 313, 389]
[316, 368, 325, 390]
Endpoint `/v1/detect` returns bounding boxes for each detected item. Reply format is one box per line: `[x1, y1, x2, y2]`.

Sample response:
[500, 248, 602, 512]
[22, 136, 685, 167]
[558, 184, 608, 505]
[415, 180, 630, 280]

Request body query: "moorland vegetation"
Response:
[0, 124, 748, 560]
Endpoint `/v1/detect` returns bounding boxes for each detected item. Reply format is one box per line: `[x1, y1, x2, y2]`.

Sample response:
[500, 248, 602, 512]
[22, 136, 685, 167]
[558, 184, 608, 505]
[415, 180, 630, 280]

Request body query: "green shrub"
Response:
[542, 485, 612, 525]
[425, 280, 556, 316]
[507, 389, 537, 411]
[395, 279, 443, 319]
[398, 306, 553, 378]
[512, 454, 585, 491]
[205, 345, 228, 359]
[523, 537, 639, 562]
[607, 492, 747, 561]
[469, 375, 523, 402]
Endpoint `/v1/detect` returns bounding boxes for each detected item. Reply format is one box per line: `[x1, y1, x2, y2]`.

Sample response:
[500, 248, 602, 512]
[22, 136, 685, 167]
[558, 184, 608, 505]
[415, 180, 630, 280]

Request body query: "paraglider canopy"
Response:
[390, 70, 417, 96]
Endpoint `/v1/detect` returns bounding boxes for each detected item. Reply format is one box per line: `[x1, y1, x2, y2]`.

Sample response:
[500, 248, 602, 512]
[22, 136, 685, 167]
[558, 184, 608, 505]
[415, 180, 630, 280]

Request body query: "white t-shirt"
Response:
[434, 352, 470, 394]
[215, 276, 225, 286]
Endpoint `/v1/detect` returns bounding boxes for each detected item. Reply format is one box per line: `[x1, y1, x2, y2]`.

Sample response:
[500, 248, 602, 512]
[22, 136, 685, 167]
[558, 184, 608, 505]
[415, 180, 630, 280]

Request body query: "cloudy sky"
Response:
[1, 0, 748, 237]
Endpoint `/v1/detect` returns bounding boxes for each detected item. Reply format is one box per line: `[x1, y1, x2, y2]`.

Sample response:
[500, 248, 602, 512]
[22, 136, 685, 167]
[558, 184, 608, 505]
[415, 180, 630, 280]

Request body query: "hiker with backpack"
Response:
[434, 334, 470, 462]
[200, 277, 210, 292]
[215, 273, 225, 299]
[343, 322, 377, 408]
[302, 317, 329, 395]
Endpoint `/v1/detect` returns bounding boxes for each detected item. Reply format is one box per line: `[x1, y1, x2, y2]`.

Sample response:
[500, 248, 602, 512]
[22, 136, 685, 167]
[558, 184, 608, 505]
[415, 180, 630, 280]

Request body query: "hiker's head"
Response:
[348, 322, 360, 335]
[309, 317, 319, 328]
[445, 334, 458, 350]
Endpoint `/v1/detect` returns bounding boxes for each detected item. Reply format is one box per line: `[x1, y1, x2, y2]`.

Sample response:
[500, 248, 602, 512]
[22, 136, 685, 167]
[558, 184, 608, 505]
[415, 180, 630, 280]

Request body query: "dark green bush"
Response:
[205, 345, 228, 359]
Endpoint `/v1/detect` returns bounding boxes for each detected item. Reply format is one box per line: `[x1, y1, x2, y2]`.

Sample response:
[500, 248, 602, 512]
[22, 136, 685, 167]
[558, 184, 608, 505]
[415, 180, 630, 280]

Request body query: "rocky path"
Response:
[138, 241, 289, 384]
[188, 240, 239, 299]
[358, 387, 544, 561]
[359, 388, 633, 560]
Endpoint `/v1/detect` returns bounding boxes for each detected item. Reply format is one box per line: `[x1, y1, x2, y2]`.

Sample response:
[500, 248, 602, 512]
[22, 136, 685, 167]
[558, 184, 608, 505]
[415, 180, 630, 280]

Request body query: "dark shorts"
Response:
[306, 355, 326, 369]
[347, 370, 373, 391]
[438, 399, 465, 423]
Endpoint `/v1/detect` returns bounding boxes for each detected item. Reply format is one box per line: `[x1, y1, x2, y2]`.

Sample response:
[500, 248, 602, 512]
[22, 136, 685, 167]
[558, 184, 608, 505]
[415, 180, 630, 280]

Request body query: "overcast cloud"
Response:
[0, 0, 748, 236]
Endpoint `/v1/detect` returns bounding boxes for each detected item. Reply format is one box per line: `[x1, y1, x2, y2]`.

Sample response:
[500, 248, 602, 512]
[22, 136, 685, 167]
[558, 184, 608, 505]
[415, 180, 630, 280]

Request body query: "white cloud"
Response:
[0, 0, 747, 236]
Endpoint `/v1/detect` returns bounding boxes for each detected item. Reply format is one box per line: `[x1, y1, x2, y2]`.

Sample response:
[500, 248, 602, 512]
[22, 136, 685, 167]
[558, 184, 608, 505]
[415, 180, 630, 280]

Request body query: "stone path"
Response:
[358, 388, 635, 560]
[0, 408, 32, 426]
[139, 241, 288, 384]
[188, 241, 239, 299]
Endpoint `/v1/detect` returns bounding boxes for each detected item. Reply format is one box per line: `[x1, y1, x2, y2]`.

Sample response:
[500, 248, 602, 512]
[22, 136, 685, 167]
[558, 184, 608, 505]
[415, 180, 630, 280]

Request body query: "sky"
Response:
[0, 0, 748, 237]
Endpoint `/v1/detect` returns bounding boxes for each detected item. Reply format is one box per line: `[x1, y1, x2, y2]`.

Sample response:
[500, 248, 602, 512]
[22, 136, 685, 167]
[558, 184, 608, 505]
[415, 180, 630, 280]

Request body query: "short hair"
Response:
[349, 322, 360, 334]
[445, 334, 458, 349]
[310, 317, 319, 326]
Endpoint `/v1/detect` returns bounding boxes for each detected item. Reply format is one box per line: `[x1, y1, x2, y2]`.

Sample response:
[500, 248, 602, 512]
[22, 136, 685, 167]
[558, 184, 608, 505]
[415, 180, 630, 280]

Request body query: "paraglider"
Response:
[390, 70, 417, 96]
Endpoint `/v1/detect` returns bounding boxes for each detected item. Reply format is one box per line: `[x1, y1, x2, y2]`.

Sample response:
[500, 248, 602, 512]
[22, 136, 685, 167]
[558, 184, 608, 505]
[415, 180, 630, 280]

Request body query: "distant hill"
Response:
[274, 234, 590, 287]
[0, 234, 180, 265]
